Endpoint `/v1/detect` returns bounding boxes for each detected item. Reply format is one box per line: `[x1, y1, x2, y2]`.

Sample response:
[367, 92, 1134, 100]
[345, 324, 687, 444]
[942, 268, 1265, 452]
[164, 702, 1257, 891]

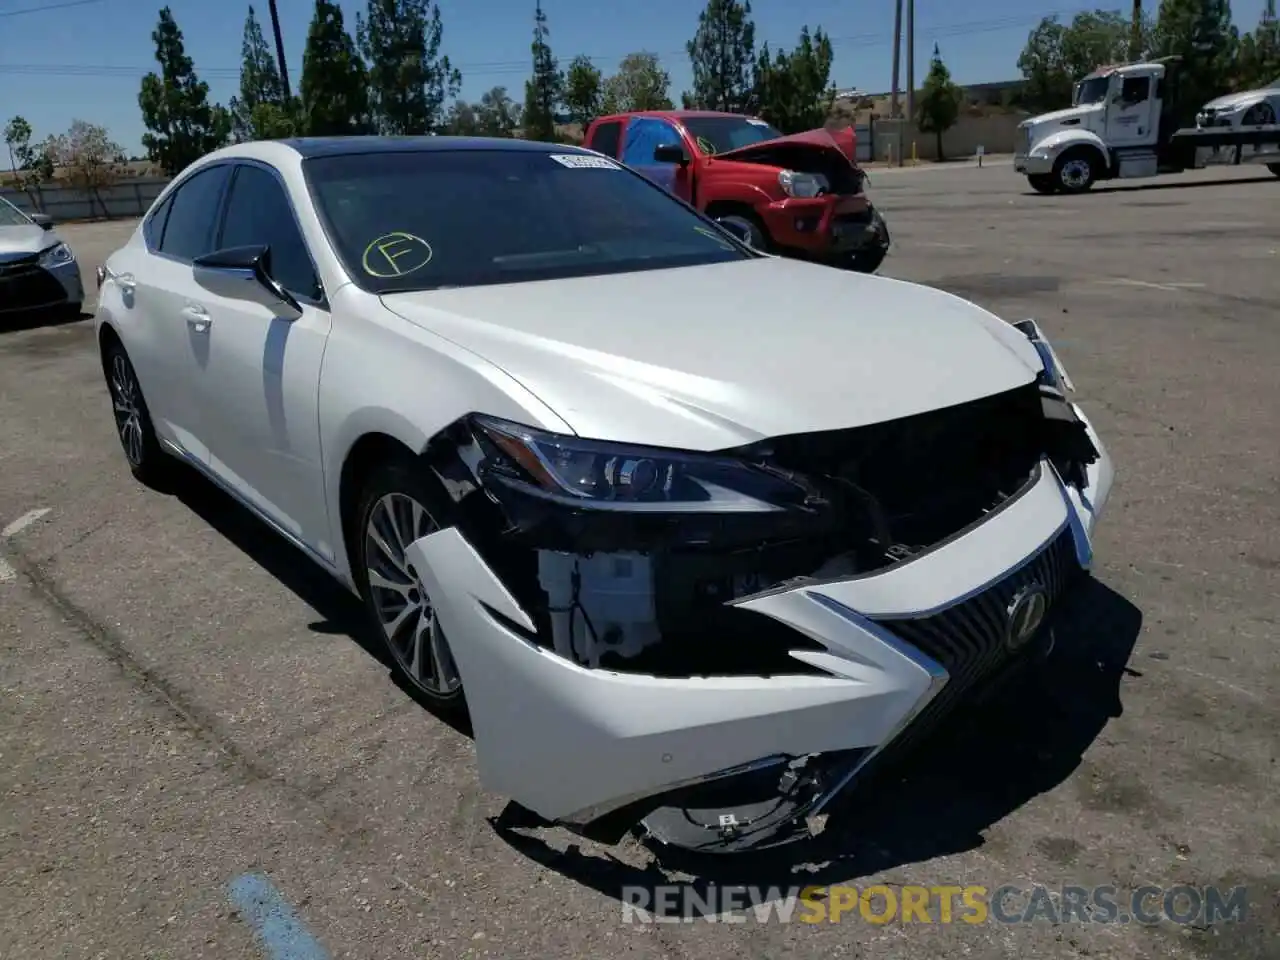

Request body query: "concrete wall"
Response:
[868, 113, 1025, 162]
[1, 177, 169, 222]
[0, 122, 879, 222]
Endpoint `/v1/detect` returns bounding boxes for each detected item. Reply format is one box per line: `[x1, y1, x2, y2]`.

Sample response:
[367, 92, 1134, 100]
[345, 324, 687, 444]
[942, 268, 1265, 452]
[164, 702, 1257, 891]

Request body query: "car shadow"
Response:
[489, 576, 1143, 906]
[0, 308, 92, 334]
[1022, 173, 1276, 197]
[165, 461, 473, 736]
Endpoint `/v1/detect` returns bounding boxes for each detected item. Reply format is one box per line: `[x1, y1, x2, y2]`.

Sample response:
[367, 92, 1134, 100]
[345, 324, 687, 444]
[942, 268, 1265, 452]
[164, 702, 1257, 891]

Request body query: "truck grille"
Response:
[871, 526, 1080, 756]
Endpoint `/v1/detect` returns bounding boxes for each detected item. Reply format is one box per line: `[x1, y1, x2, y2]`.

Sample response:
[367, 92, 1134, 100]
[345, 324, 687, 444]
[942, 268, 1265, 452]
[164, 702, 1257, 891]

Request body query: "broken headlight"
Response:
[777, 170, 829, 198]
[471, 415, 815, 513]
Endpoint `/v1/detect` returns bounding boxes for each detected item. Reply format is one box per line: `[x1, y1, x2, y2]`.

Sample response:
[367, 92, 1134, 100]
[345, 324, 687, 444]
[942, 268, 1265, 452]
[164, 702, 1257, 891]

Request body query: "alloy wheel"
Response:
[717, 214, 765, 250]
[364, 492, 461, 697]
[109, 353, 145, 466]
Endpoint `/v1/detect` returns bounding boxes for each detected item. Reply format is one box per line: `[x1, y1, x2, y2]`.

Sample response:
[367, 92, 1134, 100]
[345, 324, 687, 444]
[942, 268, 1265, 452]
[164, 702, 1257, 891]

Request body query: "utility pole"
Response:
[905, 0, 915, 136]
[1129, 0, 1143, 61]
[268, 0, 291, 100]
[890, 0, 903, 120]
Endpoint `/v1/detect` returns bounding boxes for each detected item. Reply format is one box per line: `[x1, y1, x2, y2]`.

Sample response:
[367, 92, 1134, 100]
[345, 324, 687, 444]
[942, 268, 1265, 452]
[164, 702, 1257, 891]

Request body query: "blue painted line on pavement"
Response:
[228, 873, 331, 960]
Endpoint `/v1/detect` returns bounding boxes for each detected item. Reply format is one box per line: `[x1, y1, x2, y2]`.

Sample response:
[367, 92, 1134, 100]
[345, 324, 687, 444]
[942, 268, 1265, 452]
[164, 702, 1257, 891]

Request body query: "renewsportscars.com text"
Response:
[620, 883, 1250, 925]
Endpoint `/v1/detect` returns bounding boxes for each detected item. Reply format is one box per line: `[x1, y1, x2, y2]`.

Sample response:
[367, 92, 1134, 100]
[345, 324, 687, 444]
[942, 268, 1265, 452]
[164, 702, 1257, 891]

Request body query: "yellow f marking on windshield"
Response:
[362, 232, 433, 278]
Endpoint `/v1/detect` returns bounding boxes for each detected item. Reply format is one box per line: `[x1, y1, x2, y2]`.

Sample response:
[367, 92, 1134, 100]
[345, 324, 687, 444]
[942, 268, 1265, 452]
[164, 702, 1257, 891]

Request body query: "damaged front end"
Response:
[403, 327, 1111, 855]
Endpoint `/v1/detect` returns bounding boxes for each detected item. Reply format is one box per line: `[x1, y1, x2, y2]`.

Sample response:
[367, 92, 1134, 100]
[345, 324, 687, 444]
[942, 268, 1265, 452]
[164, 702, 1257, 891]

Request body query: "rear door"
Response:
[620, 117, 693, 203]
[128, 163, 233, 460]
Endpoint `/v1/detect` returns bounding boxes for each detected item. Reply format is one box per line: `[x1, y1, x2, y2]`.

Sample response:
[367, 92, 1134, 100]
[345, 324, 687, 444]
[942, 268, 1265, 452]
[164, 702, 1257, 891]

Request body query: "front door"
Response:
[621, 117, 693, 203]
[1107, 75, 1157, 148]
[193, 162, 335, 560]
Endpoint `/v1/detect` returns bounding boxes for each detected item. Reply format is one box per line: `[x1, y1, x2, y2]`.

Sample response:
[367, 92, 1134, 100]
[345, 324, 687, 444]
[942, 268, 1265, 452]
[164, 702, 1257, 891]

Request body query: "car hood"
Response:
[0, 223, 54, 258]
[381, 258, 1042, 450]
[713, 125, 857, 166]
[1023, 104, 1101, 128]
[1200, 89, 1272, 111]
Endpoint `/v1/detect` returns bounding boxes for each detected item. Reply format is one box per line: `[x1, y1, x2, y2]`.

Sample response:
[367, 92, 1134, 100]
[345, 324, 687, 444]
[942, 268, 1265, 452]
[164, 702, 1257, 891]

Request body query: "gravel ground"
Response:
[0, 163, 1276, 960]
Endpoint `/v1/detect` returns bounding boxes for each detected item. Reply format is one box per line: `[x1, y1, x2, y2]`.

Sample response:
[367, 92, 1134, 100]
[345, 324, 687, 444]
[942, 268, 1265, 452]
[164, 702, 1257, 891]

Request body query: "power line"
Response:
[0, 7, 1096, 79]
[0, 0, 103, 18]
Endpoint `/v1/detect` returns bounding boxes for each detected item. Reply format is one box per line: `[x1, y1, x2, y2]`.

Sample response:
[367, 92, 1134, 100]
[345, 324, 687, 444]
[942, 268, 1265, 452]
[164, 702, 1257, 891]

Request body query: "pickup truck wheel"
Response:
[716, 213, 770, 252]
[1053, 150, 1097, 193]
[1027, 174, 1057, 194]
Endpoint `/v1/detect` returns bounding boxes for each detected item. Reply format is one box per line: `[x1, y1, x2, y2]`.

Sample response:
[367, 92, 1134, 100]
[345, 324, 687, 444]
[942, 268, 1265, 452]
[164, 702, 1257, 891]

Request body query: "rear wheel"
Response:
[102, 339, 172, 487]
[352, 458, 467, 716]
[1027, 174, 1057, 194]
[1053, 149, 1098, 194]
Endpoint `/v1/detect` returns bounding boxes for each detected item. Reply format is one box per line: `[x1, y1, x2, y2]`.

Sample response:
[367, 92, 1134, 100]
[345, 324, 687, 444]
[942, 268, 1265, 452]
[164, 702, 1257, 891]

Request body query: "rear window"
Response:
[588, 120, 623, 158]
[304, 148, 748, 293]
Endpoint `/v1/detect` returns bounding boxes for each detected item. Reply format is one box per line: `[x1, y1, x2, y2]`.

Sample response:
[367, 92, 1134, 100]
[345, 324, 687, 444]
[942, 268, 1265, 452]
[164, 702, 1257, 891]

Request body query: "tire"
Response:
[351, 457, 467, 717]
[714, 211, 771, 252]
[1027, 174, 1057, 194]
[102, 339, 172, 487]
[1053, 149, 1098, 194]
[849, 243, 888, 274]
[1268, 163, 1280, 178]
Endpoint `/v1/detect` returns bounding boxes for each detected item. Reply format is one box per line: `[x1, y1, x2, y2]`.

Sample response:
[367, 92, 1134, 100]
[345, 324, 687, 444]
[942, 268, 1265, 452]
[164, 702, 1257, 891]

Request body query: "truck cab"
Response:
[1016, 61, 1172, 193]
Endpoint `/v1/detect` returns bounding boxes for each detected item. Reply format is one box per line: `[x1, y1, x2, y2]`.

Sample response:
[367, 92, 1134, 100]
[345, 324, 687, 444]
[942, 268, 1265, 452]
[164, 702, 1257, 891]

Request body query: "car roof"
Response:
[595, 110, 753, 122]
[275, 136, 589, 160]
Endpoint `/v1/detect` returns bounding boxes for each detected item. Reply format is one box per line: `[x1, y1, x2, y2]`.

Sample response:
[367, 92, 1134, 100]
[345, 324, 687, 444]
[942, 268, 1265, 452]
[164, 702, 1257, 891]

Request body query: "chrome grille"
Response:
[872, 527, 1080, 754]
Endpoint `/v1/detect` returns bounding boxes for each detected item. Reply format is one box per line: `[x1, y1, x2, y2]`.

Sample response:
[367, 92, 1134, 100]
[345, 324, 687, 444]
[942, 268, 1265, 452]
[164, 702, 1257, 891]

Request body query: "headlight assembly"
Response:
[777, 170, 829, 198]
[471, 415, 816, 513]
[39, 242, 75, 268]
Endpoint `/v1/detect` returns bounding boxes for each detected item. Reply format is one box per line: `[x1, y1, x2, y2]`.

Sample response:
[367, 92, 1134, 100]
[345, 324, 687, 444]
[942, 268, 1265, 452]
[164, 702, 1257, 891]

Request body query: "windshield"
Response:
[1074, 75, 1112, 105]
[305, 149, 750, 293]
[681, 116, 784, 155]
[0, 197, 32, 227]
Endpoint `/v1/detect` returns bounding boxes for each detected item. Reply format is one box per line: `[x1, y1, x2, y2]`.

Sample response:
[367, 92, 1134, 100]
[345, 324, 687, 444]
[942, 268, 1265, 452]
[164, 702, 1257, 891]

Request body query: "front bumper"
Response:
[1014, 154, 1054, 175]
[0, 255, 83, 315]
[761, 193, 884, 255]
[404, 403, 1113, 853]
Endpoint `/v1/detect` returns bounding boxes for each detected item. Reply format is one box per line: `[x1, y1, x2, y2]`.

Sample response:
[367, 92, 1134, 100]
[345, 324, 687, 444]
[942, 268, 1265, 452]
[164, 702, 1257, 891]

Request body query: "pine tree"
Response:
[138, 7, 232, 175]
[523, 0, 563, 142]
[563, 55, 603, 129]
[229, 6, 287, 142]
[299, 0, 370, 135]
[685, 0, 756, 112]
[917, 44, 964, 161]
[357, 0, 461, 134]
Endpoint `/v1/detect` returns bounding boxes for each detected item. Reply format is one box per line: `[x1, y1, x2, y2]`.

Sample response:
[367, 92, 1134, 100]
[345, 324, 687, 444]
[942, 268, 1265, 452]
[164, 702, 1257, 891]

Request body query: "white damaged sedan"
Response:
[94, 136, 1113, 854]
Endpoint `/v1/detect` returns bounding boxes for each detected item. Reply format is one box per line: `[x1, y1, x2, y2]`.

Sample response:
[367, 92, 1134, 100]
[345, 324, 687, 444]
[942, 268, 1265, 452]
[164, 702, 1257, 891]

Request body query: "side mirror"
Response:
[653, 143, 688, 165]
[192, 244, 303, 318]
[29, 212, 54, 231]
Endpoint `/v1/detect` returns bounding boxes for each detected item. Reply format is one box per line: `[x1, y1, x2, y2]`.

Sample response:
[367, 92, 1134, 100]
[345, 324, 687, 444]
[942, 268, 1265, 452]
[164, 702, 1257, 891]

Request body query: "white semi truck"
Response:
[1015, 56, 1280, 194]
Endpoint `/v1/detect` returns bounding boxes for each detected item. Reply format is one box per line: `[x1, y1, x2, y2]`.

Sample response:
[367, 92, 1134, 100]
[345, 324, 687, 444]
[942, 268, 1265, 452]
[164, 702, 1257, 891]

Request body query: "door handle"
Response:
[107, 269, 135, 293]
[182, 304, 212, 334]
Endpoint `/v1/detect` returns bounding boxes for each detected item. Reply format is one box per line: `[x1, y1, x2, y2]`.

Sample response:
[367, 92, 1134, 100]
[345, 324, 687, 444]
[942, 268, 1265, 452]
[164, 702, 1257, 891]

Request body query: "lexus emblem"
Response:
[1005, 583, 1050, 651]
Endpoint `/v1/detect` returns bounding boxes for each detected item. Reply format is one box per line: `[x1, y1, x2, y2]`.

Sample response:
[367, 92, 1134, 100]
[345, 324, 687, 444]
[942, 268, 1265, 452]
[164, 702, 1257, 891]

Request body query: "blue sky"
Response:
[1, 0, 1272, 157]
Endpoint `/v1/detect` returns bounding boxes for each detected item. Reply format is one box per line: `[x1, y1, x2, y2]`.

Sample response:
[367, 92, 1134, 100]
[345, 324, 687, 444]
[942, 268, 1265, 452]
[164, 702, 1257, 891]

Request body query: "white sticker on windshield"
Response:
[745, 118, 770, 126]
[550, 153, 620, 169]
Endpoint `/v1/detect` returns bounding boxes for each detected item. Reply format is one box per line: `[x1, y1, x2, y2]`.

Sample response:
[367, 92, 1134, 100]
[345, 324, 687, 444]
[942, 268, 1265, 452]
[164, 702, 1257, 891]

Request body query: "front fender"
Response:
[1033, 128, 1111, 168]
[319, 285, 575, 582]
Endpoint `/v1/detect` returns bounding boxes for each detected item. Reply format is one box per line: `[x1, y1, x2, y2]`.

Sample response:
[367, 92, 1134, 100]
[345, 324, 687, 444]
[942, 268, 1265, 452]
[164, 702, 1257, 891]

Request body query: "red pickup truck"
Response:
[582, 109, 890, 273]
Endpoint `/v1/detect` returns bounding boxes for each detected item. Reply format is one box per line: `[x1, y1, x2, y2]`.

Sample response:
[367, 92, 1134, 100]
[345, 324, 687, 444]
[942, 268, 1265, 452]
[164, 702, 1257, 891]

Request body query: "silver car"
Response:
[0, 195, 84, 320]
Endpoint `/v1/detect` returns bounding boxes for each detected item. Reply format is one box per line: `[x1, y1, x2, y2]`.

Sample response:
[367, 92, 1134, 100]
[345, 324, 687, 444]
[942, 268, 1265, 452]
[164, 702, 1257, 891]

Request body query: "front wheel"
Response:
[1028, 174, 1057, 194]
[715, 213, 770, 252]
[1053, 150, 1097, 194]
[352, 459, 467, 716]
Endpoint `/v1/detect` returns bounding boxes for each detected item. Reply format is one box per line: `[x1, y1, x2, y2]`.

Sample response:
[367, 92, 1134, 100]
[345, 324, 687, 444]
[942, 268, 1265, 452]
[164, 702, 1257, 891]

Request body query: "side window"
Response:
[143, 194, 173, 250]
[219, 165, 322, 301]
[1121, 77, 1149, 104]
[620, 118, 682, 167]
[159, 165, 232, 262]
[589, 121, 622, 158]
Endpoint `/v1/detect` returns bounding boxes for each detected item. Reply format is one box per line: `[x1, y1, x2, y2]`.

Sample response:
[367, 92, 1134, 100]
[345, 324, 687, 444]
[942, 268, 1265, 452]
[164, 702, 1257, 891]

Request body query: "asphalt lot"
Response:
[1, 165, 1277, 960]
